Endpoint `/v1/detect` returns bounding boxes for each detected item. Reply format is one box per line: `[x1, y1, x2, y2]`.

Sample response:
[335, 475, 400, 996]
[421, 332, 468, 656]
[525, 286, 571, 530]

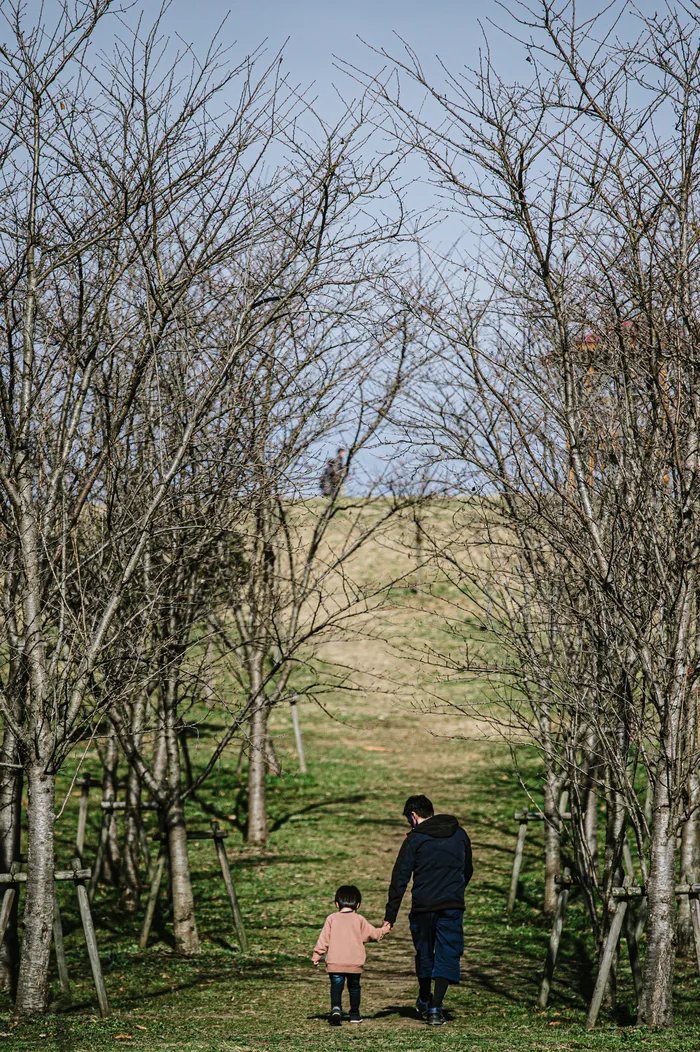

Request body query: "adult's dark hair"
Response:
[403, 795, 434, 820]
[335, 884, 362, 909]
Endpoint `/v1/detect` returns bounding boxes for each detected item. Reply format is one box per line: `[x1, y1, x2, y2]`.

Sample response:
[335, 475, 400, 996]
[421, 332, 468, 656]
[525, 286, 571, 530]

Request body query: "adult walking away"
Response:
[384, 795, 473, 1026]
[319, 448, 347, 497]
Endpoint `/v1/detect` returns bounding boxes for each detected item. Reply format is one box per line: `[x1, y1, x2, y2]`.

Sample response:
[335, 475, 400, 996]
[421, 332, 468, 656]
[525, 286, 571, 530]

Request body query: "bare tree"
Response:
[218, 299, 418, 845]
[0, 0, 344, 1010]
[360, 0, 700, 1026]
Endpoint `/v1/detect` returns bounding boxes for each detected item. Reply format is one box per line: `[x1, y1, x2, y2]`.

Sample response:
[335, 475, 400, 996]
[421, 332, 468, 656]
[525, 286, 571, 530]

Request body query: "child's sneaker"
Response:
[348, 1009, 363, 1023]
[329, 1007, 342, 1026]
[426, 1007, 446, 1025]
[415, 997, 430, 1019]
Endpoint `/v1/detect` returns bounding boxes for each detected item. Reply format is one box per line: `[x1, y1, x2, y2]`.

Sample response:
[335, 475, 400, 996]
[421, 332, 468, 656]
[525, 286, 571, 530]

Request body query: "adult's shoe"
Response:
[426, 1007, 446, 1026]
[329, 1007, 342, 1026]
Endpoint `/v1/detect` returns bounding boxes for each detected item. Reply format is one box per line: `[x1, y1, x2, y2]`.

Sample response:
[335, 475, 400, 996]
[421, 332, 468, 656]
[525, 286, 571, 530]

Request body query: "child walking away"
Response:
[312, 884, 389, 1026]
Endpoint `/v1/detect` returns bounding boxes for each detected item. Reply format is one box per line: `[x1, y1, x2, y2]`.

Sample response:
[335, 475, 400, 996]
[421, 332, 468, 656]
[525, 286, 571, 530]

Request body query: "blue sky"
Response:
[25, 0, 665, 243]
[23, 0, 669, 485]
[167, 0, 523, 94]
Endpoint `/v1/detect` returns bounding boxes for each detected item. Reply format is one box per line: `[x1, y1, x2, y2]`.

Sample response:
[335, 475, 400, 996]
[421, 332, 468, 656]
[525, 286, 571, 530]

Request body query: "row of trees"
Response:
[0, 0, 425, 1015]
[3, 0, 700, 1032]
[368, 0, 700, 1029]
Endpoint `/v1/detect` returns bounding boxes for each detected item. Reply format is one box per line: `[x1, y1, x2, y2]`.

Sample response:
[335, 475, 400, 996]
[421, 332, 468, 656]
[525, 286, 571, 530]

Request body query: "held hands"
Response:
[380, 921, 392, 935]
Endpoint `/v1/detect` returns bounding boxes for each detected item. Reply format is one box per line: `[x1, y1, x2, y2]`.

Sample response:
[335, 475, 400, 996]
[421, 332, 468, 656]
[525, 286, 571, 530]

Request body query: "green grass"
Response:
[1, 696, 700, 1051]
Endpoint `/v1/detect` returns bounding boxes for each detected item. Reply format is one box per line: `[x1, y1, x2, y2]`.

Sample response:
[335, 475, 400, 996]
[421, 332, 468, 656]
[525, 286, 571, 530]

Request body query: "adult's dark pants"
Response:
[409, 908, 464, 984]
[329, 973, 361, 1011]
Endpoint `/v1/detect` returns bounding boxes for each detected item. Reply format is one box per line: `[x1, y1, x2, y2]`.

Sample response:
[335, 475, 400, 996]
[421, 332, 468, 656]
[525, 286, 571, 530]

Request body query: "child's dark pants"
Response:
[329, 973, 361, 1011]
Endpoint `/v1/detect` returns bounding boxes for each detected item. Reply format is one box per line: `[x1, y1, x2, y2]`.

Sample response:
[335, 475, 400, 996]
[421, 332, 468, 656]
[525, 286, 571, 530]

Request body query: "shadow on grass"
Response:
[233, 854, 325, 868]
[270, 794, 368, 833]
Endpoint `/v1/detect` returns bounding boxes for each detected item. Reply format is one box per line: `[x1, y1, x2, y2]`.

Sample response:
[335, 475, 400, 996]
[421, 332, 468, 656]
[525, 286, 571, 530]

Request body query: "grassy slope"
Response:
[1, 503, 699, 1051]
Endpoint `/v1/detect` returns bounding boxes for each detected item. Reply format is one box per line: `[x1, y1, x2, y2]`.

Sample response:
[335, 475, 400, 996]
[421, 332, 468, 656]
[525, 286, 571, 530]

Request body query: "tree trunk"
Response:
[120, 760, 142, 912]
[153, 720, 167, 787]
[583, 733, 600, 878]
[600, 774, 626, 1009]
[120, 690, 146, 911]
[638, 756, 677, 1026]
[678, 766, 700, 954]
[0, 725, 22, 993]
[247, 693, 269, 846]
[678, 686, 700, 955]
[15, 765, 55, 1015]
[164, 669, 199, 954]
[164, 799, 200, 954]
[98, 735, 120, 884]
[543, 776, 562, 916]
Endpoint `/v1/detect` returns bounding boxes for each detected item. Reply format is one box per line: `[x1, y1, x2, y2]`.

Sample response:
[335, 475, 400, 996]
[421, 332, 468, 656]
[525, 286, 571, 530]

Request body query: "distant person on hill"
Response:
[319, 447, 347, 497]
[312, 883, 390, 1026]
[383, 794, 473, 1026]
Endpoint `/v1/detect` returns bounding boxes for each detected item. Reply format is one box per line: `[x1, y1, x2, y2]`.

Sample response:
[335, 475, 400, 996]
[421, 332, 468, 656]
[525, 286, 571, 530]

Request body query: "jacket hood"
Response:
[416, 813, 460, 838]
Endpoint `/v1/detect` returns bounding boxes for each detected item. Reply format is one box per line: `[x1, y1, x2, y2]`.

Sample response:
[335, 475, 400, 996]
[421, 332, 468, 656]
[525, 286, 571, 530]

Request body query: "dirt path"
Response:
[267, 694, 525, 1032]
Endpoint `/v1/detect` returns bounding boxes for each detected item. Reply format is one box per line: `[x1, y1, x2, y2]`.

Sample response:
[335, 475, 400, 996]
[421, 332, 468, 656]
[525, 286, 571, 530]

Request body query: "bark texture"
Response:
[543, 777, 562, 916]
[165, 801, 200, 954]
[0, 728, 21, 993]
[678, 767, 700, 953]
[15, 767, 55, 1015]
[99, 736, 121, 884]
[638, 760, 677, 1026]
[247, 697, 269, 845]
[164, 670, 199, 953]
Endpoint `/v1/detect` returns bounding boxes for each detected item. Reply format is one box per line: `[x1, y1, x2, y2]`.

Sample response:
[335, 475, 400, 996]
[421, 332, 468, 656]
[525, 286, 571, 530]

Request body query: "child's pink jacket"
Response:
[312, 908, 385, 973]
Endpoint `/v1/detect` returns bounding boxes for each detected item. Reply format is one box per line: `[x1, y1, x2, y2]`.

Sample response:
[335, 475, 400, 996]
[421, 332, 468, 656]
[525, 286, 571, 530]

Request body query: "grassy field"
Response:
[1, 504, 699, 1051]
[1, 693, 700, 1051]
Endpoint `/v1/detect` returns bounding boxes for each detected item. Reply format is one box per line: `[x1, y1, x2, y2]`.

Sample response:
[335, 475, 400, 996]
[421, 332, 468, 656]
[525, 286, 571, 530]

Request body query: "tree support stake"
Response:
[71, 858, 110, 1018]
[537, 866, 571, 1008]
[211, 822, 248, 951]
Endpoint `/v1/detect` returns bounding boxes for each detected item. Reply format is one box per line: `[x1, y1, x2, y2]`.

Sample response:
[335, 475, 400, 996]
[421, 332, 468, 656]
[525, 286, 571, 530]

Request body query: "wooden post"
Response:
[88, 814, 110, 904]
[52, 888, 71, 997]
[205, 618, 215, 703]
[139, 846, 166, 950]
[623, 894, 642, 1005]
[70, 859, 110, 1019]
[690, 895, 700, 978]
[507, 811, 529, 915]
[180, 730, 194, 792]
[634, 892, 647, 947]
[586, 897, 628, 1028]
[236, 739, 247, 777]
[289, 696, 307, 775]
[139, 820, 154, 881]
[537, 867, 570, 1008]
[211, 822, 248, 952]
[0, 886, 16, 949]
[76, 776, 91, 860]
[622, 833, 635, 879]
[687, 873, 700, 978]
[414, 511, 423, 594]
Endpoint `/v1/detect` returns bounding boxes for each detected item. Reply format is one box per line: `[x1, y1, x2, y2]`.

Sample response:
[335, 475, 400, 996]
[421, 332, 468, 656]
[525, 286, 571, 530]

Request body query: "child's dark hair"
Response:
[335, 885, 362, 910]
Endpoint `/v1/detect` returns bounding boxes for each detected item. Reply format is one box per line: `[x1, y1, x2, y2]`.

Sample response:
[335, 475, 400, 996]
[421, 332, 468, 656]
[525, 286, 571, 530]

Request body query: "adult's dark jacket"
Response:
[384, 814, 473, 925]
